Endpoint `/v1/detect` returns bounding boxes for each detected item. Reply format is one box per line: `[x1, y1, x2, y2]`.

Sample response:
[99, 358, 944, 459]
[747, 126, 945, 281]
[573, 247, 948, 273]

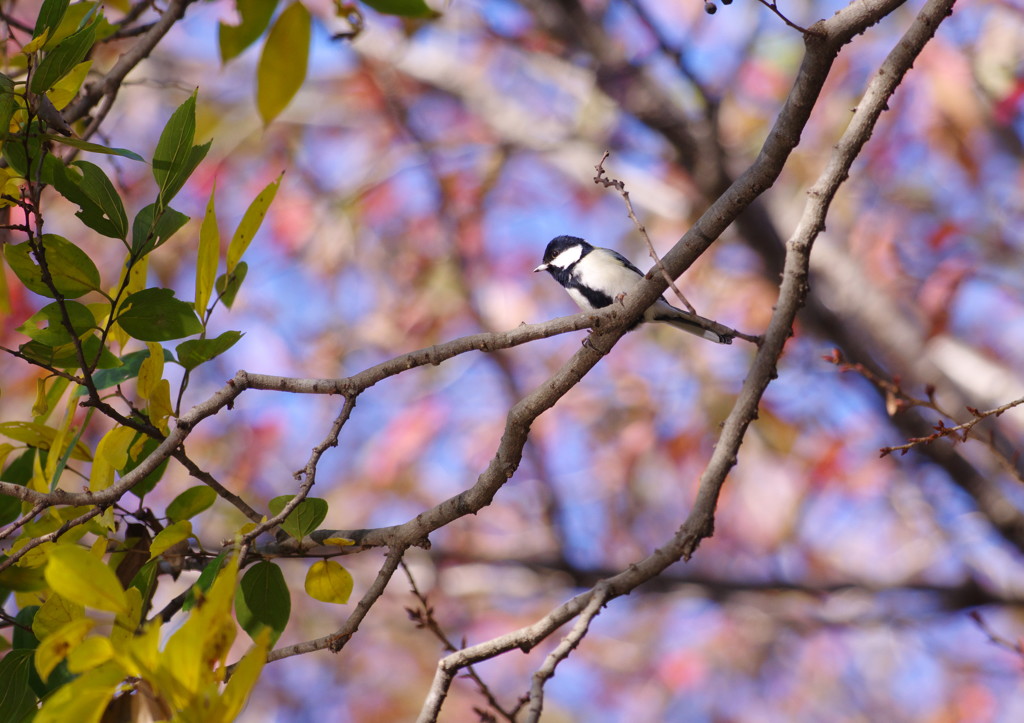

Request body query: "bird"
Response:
[534, 235, 733, 344]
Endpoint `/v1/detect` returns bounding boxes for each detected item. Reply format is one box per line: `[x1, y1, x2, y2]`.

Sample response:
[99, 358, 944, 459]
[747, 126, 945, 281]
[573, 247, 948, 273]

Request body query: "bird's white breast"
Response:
[574, 249, 644, 297]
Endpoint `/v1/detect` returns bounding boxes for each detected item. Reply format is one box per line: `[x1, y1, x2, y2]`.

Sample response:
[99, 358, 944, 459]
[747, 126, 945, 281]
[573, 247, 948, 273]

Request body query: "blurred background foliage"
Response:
[2, 0, 1024, 719]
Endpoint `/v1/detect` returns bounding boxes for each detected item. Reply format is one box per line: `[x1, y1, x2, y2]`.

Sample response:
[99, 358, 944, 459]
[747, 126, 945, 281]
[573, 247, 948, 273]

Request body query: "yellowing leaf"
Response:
[46, 59, 91, 110]
[0, 420, 92, 460]
[33, 377, 49, 417]
[45, 545, 129, 614]
[89, 425, 135, 492]
[226, 173, 282, 273]
[149, 520, 193, 561]
[195, 183, 219, 314]
[32, 593, 85, 640]
[67, 635, 113, 673]
[304, 560, 353, 604]
[157, 552, 240, 707]
[42, 398, 77, 487]
[256, 2, 309, 125]
[35, 617, 94, 682]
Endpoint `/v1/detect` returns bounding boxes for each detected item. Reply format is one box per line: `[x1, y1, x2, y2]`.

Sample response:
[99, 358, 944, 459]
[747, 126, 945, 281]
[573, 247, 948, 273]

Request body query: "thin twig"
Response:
[594, 151, 696, 314]
[754, 0, 819, 35]
[402, 562, 518, 722]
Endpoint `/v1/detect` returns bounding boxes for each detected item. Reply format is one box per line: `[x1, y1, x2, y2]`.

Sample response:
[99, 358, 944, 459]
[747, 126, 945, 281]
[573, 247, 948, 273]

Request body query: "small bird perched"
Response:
[534, 235, 734, 344]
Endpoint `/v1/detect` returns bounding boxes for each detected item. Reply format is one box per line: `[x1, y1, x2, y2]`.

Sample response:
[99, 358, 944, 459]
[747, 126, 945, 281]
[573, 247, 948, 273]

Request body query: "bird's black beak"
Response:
[533, 264, 547, 273]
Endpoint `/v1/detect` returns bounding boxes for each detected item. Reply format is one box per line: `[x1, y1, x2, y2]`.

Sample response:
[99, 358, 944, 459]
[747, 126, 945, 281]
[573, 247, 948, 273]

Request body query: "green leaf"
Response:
[304, 560, 353, 604]
[256, 2, 309, 125]
[235, 560, 290, 645]
[43, 134, 143, 161]
[226, 174, 282, 273]
[16, 301, 95, 346]
[72, 161, 128, 239]
[123, 436, 168, 498]
[19, 335, 119, 370]
[268, 495, 328, 540]
[175, 330, 243, 371]
[73, 348, 172, 396]
[2, 123, 46, 178]
[0, 649, 38, 722]
[215, 261, 248, 308]
[117, 288, 202, 342]
[44, 156, 119, 240]
[167, 486, 217, 523]
[220, 0, 279, 62]
[33, 0, 70, 40]
[130, 203, 189, 259]
[44, 157, 129, 240]
[45, 545, 129, 614]
[3, 235, 101, 298]
[152, 91, 210, 206]
[43, 2, 99, 49]
[30, 19, 98, 94]
[183, 549, 230, 612]
[0, 74, 17, 141]
[361, 0, 438, 18]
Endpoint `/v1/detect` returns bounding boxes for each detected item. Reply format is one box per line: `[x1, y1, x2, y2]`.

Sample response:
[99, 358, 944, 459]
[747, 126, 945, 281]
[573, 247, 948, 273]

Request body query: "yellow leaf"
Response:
[218, 631, 269, 721]
[138, 342, 172, 431]
[149, 378, 173, 433]
[237, 521, 259, 535]
[256, 2, 310, 125]
[32, 593, 85, 640]
[304, 560, 353, 604]
[111, 586, 143, 650]
[35, 617, 94, 682]
[35, 662, 125, 723]
[118, 617, 161, 677]
[21, 30, 49, 55]
[137, 342, 164, 401]
[47, 60, 92, 110]
[67, 635, 114, 673]
[196, 182, 219, 314]
[89, 425, 135, 492]
[322, 536, 356, 546]
[149, 520, 193, 561]
[45, 545, 129, 614]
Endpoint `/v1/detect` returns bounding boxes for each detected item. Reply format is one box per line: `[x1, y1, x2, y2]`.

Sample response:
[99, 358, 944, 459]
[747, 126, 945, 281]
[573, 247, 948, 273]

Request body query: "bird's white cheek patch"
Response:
[549, 245, 584, 269]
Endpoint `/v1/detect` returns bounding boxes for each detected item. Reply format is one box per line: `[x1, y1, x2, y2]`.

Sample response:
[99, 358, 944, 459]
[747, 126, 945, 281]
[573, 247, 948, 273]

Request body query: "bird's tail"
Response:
[651, 310, 736, 344]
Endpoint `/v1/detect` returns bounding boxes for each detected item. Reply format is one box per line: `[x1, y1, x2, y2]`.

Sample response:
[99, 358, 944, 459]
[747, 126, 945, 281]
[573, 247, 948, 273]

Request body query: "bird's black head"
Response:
[534, 236, 593, 274]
